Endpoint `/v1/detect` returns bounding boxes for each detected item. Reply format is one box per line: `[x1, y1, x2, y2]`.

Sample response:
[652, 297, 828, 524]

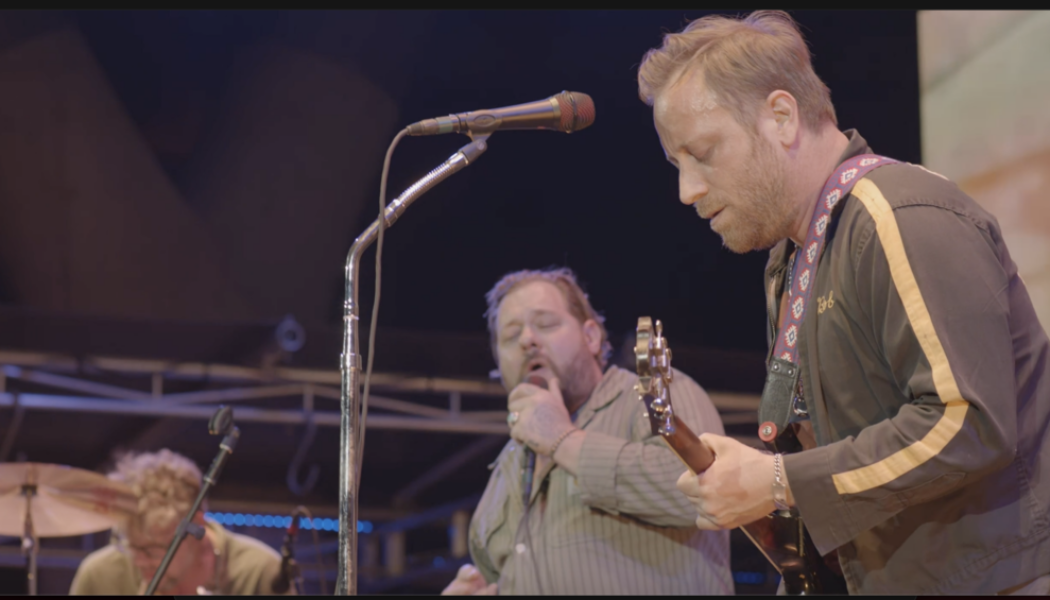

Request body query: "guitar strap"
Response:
[758, 154, 897, 443]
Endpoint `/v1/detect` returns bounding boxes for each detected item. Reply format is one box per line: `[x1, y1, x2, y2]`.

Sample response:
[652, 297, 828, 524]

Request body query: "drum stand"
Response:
[21, 481, 38, 596]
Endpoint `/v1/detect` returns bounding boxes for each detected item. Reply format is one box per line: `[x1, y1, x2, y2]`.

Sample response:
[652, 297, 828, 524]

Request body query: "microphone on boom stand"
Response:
[145, 406, 239, 596]
[336, 89, 597, 595]
[406, 91, 595, 137]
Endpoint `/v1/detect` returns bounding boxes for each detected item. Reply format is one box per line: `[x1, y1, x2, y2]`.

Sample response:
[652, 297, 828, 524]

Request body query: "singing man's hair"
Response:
[484, 266, 613, 369]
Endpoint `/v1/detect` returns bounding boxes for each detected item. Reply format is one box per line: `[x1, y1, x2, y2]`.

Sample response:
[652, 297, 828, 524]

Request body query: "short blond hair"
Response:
[637, 10, 837, 132]
[108, 449, 203, 539]
[484, 267, 613, 370]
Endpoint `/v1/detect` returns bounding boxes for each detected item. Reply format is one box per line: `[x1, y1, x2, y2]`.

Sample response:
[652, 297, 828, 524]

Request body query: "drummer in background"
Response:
[69, 449, 292, 595]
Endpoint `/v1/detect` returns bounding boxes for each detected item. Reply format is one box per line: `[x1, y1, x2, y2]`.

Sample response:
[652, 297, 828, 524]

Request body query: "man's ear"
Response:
[764, 89, 800, 149]
[583, 319, 602, 357]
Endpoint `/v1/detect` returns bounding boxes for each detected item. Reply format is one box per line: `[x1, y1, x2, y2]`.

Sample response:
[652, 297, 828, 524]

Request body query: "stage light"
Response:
[732, 571, 765, 585]
[205, 511, 372, 533]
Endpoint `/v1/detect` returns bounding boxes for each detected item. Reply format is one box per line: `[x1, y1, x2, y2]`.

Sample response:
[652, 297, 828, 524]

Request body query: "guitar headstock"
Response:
[635, 317, 675, 437]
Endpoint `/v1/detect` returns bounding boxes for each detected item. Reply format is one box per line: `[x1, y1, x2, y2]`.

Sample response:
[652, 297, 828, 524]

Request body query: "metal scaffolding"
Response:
[0, 346, 763, 592]
[0, 348, 761, 441]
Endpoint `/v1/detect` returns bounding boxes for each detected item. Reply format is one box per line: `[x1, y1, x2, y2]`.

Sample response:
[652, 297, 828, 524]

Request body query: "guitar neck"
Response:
[659, 414, 715, 474]
[634, 319, 846, 594]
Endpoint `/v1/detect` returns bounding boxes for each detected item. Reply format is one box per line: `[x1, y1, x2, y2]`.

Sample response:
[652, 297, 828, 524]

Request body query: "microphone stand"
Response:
[145, 406, 240, 596]
[336, 134, 489, 595]
[276, 535, 303, 595]
[273, 507, 305, 595]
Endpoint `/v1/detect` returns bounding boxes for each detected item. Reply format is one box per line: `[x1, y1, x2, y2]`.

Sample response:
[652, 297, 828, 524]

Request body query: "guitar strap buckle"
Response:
[790, 382, 809, 420]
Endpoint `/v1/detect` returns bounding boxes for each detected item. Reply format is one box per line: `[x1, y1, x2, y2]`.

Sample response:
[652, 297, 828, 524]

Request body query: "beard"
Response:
[708, 134, 795, 254]
[516, 345, 600, 413]
[557, 347, 602, 412]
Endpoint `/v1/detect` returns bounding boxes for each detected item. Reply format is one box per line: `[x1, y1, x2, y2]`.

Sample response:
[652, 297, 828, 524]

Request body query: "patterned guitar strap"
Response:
[757, 154, 898, 448]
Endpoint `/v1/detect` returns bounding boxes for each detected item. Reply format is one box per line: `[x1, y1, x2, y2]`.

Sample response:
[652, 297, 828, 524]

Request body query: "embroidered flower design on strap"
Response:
[758, 154, 898, 444]
[771, 154, 898, 364]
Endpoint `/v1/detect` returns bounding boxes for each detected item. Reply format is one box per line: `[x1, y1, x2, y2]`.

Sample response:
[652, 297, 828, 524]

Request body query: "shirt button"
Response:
[515, 543, 526, 554]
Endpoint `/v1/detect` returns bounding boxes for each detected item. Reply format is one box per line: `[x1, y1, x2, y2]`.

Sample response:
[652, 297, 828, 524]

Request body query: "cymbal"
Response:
[0, 463, 138, 538]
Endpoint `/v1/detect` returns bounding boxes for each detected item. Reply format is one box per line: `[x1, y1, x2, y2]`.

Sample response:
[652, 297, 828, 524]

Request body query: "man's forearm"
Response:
[559, 430, 704, 527]
[551, 429, 586, 476]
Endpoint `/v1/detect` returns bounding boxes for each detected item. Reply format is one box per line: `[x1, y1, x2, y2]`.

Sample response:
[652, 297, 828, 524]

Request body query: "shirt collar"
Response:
[573, 366, 634, 430]
[764, 128, 874, 278]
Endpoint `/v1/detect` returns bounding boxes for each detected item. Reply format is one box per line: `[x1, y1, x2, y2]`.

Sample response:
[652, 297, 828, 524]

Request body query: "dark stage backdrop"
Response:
[0, 9, 919, 595]
[0, 9, 918, 358]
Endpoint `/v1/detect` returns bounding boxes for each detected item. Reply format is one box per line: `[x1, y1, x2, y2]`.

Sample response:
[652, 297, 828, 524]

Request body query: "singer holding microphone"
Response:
[442, 267, 733, 595]
[69, 449, 293, 595]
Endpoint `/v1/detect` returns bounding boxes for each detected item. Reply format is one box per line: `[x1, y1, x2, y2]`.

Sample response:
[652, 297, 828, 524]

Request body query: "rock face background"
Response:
[919, 10, 1050, 332]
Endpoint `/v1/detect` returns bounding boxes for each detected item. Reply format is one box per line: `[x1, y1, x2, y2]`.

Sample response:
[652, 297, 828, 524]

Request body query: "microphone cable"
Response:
[358, 127, 410, 491]
[517, 451, 545, 596]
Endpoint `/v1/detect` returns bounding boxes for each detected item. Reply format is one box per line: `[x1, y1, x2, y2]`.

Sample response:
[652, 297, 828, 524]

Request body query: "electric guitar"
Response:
[634, 316, 847, 594]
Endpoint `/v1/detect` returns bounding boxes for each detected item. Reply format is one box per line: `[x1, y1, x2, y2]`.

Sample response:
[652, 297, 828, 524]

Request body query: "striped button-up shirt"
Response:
[468, 365, 734, 595]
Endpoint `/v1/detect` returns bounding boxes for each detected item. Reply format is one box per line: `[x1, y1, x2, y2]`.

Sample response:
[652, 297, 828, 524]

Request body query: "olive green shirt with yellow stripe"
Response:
[468, 365, 733, 595]
[769, 130, 1050, 595]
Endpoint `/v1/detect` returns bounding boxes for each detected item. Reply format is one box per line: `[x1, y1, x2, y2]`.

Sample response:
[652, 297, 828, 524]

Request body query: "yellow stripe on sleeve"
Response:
[830, 177, 969, 495]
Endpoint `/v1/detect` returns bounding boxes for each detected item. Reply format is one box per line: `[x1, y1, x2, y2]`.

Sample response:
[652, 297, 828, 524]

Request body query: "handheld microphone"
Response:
[271, 509, 304, 594]
[406, 91, 595, 137]
[521, 374, 549, 508]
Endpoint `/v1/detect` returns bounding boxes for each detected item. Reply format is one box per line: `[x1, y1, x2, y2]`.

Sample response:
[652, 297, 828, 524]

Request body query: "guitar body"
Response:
[635, 318, 848, 595]
[752, 425, 849, 594]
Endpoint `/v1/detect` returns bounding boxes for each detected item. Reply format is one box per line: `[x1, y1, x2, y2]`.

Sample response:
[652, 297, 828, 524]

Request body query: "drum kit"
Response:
[0, 462, 137, 595]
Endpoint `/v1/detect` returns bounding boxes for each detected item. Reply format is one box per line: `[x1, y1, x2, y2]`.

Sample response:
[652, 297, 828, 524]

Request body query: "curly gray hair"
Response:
[107, 449, 203, 539]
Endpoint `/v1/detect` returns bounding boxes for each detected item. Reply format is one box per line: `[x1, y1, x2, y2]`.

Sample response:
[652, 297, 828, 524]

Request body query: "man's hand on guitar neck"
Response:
[675, 433, 796, 530]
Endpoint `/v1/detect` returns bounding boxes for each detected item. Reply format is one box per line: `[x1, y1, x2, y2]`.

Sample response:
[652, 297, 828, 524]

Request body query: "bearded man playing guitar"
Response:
[636, 9, 1050, 596]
